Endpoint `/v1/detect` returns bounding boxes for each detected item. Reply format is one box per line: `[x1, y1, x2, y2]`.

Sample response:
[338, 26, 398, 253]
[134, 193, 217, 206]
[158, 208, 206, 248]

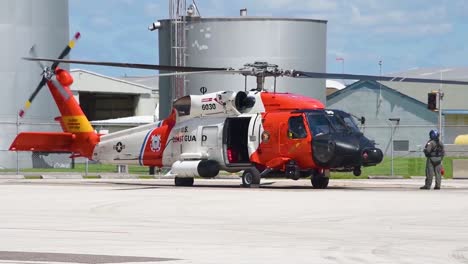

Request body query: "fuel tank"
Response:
[171, 160, 220, 178]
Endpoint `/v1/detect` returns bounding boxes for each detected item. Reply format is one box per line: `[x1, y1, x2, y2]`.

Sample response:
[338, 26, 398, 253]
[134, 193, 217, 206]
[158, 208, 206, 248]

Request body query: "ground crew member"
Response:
[421, 129, 445, 190]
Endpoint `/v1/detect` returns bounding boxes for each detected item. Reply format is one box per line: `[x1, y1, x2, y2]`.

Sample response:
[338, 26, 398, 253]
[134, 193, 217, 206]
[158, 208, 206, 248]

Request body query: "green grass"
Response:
[83, 175, 101, 179]
[331, 157, 458, 179]
[24, 175, 42, 179]
[11, 163, 151, 174]
[138, 175, 156, 179]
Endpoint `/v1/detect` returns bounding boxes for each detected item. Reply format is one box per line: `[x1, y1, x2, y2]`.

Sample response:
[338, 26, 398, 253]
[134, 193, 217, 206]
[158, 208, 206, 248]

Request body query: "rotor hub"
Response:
[42, 66, 54, 80]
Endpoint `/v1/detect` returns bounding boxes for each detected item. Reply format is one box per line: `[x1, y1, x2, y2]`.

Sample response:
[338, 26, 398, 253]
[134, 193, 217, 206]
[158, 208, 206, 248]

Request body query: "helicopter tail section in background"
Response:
[9, 68, 100, 159]
[10, 32, 99, 159]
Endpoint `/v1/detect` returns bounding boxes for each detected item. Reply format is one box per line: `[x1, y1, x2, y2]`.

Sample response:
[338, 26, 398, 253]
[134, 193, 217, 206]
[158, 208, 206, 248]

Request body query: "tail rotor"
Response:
[18, 32, 81, 118]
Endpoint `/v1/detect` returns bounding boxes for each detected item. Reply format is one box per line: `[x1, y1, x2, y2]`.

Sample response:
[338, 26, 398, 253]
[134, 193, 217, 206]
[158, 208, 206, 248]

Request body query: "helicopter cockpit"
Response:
[301, 109, 383, 176]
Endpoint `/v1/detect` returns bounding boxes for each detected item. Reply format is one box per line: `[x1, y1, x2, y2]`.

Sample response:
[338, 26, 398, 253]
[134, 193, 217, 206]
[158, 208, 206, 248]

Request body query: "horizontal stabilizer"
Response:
[9, 132, 74, 152]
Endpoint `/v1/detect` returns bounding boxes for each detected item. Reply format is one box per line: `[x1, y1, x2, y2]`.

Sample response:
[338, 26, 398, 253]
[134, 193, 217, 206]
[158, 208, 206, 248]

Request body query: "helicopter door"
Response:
[306, 112, 336, 167]
[224, 117, 251, 165]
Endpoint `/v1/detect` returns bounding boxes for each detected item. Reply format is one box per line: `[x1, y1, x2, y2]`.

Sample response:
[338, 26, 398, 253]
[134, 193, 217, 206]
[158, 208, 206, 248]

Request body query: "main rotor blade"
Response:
[51, 32, 81, 71]
[23, 57, 230, 72]
[19, 77, 47, 117]
[293, 71, 468, 86]
[156, 70, 245, 77]
[28, 45, 46, 70]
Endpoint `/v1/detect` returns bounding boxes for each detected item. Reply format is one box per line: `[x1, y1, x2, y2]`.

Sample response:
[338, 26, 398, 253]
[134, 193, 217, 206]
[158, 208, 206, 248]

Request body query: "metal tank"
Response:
[0, 0, 69, 169]
[158, 16, 327, 119]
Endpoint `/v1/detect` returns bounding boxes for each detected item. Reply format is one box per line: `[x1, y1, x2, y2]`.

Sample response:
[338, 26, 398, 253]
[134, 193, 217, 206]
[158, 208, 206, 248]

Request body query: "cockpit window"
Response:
[288, 116, 307, 139]
[306, 113, 331, 136]
[343, 116, 360, 133]
[173, 96, 191, 116]
[331, 110, 361, 133]
[326, 112, 348, 132]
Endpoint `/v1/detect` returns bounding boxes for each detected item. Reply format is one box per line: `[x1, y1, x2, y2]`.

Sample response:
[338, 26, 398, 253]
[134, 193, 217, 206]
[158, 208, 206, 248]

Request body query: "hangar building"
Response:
[327, 68, 468, 156]
[70, 70, 158, 122]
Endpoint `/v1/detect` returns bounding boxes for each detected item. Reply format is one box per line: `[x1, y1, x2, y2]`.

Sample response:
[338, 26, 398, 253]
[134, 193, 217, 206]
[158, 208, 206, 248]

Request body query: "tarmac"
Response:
[0, 178, 468, 264]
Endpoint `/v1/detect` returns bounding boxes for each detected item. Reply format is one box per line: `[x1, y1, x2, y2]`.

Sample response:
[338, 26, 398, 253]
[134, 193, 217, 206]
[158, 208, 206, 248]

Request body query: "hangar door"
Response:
[79, 92, 137, 121]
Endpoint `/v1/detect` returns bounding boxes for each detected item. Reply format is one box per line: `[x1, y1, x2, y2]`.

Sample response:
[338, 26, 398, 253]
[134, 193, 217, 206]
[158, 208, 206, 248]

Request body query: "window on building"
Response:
[393, 140, 409, 151]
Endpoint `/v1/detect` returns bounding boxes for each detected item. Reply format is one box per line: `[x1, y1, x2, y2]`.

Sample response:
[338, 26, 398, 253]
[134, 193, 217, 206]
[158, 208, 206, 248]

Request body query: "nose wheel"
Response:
[175, 177, 194, 186]
[311, 169, 329, 189]
[353, 167, 362, 176]
[242, 167, 261, 187]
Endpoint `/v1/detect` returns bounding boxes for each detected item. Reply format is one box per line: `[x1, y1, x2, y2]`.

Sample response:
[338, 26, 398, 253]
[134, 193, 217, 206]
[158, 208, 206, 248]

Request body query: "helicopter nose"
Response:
[361, 147, 383, 166]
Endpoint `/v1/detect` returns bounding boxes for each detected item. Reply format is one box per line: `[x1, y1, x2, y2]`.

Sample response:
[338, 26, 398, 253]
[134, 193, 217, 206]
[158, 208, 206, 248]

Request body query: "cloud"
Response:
[254, 0, 338, 12]
[90, 16, 113, 28]
[377, 23, 453, 36]
[145, 3, 162, 18]
[68, 0, 466, 76]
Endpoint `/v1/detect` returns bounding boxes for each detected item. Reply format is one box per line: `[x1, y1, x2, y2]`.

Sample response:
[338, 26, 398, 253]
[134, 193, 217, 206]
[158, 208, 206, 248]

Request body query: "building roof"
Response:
[327, 79, 429, 109]
[390, 67, 468, 81]
[119, 75, 159, 90]
[91, 115, 154, 126]
[70, 69, 157, 94]
[381, 67, 468, 110]
[326, 79, 345, 90]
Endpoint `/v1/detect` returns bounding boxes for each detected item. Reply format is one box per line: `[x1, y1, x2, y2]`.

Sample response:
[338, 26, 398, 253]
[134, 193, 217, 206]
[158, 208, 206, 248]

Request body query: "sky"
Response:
[69, 0, 468, 77]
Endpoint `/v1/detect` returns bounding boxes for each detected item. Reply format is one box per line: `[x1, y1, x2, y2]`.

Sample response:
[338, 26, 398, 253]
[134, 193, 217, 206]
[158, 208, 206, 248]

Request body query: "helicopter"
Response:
[10, 33, 468, 188]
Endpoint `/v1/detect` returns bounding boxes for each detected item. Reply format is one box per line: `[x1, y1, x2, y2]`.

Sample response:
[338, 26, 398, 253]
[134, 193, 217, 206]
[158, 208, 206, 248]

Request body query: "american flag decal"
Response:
[201, 98, 213, 102]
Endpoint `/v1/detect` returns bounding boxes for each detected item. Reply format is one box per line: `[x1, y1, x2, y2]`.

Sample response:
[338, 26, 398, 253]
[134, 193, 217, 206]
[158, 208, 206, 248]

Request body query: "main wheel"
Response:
[242, 167, 261, 187]
[175, 177, 194, 187]
[311, 170, 329, 189]
[353, 167, 362, 176]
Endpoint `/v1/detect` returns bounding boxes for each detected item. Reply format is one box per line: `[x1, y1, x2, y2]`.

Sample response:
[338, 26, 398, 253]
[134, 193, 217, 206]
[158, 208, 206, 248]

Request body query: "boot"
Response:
[434, 186, 440, 190]
[420, 186, 430, 190]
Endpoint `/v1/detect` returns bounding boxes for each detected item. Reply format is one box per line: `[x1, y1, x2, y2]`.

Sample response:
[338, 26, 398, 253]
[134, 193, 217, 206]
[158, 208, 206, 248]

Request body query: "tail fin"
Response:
[10, 69, 99, 159]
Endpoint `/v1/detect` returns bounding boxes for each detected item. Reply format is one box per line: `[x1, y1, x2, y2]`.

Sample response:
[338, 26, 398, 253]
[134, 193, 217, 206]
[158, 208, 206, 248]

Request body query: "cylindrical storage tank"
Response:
[158, 17, 327, 119]
[0, 0, 69, 169]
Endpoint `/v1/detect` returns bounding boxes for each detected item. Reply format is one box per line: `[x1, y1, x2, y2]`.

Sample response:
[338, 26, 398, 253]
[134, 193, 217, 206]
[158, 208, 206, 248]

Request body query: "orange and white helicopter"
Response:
[10, 33, 468, 188]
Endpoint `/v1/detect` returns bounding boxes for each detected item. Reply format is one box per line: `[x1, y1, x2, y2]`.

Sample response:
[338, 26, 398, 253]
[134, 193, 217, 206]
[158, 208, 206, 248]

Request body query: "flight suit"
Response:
[422, 139, 445, 189]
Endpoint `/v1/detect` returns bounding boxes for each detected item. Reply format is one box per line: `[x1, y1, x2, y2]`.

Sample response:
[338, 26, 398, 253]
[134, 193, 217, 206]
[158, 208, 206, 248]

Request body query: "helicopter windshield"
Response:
[306, 112, 332, 136]
[342, 115, 360, 132]
[324, 110, 348, 132]
[306, 110, 360, 135]
[332, 110, 361, 133]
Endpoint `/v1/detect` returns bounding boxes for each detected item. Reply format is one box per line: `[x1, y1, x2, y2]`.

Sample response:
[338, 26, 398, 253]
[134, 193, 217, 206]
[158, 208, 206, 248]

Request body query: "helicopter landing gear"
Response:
[175, 177, 194, 187]
[353, 167, 362, 176]
[241, 167, 261, 188]
[311, 169, 329, 189]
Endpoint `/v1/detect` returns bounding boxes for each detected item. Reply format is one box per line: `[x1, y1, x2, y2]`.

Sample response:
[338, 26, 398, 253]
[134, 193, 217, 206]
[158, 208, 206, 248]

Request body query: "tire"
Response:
[175, 177, 194, 187]
[242, 167, 261, 187]
[353, 167, 362, 176]
[311, 170, 329, 189]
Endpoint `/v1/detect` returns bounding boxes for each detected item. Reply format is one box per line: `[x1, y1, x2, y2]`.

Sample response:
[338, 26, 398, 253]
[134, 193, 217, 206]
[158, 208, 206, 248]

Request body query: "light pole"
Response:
[438, 89, 444, 142]
[388, 118, 400, 177]
[438, 70, 445, 142]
